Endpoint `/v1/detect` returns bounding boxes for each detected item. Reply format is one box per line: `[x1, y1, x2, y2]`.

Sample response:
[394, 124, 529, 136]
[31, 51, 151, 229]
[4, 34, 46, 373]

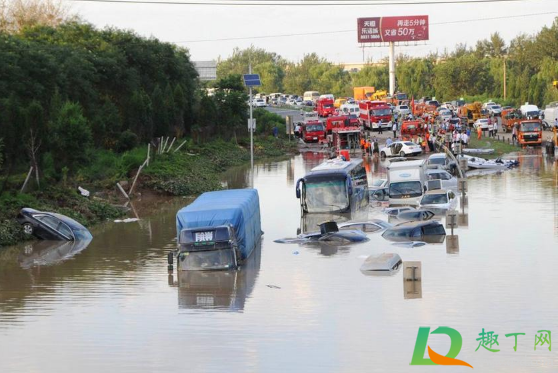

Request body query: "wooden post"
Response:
[166, 137, 176, 153]
[128, 159, 148, 197]
[162, 136, 170, 153]
[20, 166, 34, 193]
[146, 143, 150, 167]
[116, 182, 130, 200]
[174, 139, 188, 153]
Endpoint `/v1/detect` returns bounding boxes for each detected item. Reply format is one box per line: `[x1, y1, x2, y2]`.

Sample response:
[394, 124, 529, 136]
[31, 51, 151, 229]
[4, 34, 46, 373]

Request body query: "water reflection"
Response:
[171, 243, 262, 312]
[18, 239, 92, 269]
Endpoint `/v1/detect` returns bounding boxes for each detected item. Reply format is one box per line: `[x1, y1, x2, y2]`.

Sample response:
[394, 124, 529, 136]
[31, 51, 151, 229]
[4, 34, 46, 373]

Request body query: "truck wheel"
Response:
[22, 223, 33, 235]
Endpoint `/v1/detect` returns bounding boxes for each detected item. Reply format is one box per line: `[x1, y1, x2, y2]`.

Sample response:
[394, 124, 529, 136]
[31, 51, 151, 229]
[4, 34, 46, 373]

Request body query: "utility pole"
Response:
[388, 42, 395, 96]
[503, 55, 507, 100]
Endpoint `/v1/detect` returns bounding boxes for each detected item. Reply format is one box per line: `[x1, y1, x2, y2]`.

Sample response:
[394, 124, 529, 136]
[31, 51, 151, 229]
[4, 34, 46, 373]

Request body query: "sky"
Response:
[71, 0, 558, 63]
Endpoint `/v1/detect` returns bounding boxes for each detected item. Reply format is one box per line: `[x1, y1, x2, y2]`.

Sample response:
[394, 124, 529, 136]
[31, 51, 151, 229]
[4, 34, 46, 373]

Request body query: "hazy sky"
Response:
[72, 0, 558, 63]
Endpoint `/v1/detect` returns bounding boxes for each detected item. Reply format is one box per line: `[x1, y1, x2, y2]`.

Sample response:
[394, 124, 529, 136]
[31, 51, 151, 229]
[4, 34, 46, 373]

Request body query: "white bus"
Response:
[303, 91, 320, 103]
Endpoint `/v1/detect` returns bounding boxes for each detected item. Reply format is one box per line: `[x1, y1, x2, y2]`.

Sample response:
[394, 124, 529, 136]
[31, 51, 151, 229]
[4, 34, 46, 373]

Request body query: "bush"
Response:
[116, 130, 139, 153]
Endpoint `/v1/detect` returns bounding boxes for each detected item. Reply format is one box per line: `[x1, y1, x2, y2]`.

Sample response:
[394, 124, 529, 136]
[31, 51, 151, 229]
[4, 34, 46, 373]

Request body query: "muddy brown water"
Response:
[1, 151, 558, 373]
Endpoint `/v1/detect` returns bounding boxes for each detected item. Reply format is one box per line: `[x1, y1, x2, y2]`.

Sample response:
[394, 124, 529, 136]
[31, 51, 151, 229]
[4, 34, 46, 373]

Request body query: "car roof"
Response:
[428, 153, 446, 159]
[423, 189, 450, 195]
[392, 220, 441, 229]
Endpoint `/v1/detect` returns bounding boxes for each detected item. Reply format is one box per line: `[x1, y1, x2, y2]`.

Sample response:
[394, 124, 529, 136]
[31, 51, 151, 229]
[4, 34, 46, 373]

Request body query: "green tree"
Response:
[49, 101, 92, 173]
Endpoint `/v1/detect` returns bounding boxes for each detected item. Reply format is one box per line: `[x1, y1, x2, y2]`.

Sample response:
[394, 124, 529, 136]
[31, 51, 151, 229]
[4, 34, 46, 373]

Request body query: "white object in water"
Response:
[114, 218, 140, 223]
[360, 253, 402, 275]
[78, 186, 90, 197]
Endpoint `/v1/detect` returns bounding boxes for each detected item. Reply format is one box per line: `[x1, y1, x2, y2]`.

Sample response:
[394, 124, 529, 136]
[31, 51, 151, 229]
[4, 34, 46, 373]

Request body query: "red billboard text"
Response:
[358, 15, 429, 43]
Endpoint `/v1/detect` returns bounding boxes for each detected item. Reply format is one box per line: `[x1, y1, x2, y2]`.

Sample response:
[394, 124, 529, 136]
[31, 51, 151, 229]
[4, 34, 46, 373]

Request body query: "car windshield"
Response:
[372, 179, 385, 187]
[421, 194, 448, 205]
[323, 104, 333, 108]
[525, 111, 538, 117]
[521, 122, 541, 132]
[306, 125, 324, 132]
[372, 109, 391, 116]
[179, 249, 235, 270]
[404, 142, 416, 146]
[492, 105, 501, 110]
[428, 157, 445, 165]
[389, 181, 423, 198]
[399, 106, 408, 110]
[73, 229, 93, 241]
[304, 178, 349, 213]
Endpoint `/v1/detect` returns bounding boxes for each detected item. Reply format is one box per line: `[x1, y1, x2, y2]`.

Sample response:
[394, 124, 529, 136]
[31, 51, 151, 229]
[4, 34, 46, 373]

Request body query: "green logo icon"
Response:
[411, 327, 473, 368]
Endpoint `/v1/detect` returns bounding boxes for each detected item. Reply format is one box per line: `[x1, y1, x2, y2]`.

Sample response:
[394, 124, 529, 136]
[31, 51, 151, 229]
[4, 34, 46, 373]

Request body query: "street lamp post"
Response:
[503, 55, 507, 100]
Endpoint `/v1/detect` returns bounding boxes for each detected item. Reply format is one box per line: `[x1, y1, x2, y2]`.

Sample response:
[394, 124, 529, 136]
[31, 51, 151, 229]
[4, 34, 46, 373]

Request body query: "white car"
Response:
[370, 178, 388, 190]
[437, 109, 452, 121]
[425, 169, 458, 191]
[252, 98, 267, 107]
[427, 153, 457, 172]
[473, 118, 489, 130]
[395, 105, 411, 116]
[486, 104, 502, 115]
[380, 141, 422, 158]
[419, 189, 458, 211]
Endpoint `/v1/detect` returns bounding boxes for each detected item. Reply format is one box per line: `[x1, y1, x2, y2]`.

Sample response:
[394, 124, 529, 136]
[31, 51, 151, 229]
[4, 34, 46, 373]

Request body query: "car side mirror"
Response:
[296, 178, 303, 199]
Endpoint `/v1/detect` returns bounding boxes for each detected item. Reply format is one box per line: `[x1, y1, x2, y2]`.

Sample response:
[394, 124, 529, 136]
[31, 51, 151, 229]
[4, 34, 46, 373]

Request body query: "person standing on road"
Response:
[391, 120, 397, 138]
[477, 124, 482, 140]
[378, 119, 383, 134]
[512, 124, 518, 143]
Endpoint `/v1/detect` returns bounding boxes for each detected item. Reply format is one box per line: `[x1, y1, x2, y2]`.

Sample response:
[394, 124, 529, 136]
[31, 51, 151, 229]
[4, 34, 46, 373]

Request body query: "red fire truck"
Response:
[316, 98, 335, 117]
[358, 100, 392, 131]
[302, 120, 326, 143]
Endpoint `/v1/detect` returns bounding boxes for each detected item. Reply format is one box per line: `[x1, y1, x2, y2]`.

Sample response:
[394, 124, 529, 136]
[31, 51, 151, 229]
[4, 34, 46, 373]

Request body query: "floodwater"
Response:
[1, 150, 558, 373]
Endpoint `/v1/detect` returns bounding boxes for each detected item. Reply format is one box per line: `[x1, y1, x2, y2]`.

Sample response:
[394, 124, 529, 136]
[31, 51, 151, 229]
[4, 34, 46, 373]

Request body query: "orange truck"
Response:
[501, 109, 523, 133]
[458, 102, 485, 126]
[400, 120, 427, 141]
[353, 86, 375, 101]
[518, 119, 543, 146]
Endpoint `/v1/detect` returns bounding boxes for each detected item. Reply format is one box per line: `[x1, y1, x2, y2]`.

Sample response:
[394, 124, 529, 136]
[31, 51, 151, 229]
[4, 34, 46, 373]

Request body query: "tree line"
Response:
[0, 19, 249, 186]
[217, 19, 558, 107]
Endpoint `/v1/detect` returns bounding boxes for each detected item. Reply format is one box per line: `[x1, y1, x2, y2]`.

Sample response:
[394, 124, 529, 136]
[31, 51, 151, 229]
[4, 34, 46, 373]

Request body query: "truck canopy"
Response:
[176, 189, 262, 260]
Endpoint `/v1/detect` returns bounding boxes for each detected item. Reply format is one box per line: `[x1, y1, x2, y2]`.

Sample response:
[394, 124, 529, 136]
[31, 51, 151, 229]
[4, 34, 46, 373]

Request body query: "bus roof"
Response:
[309, 158, 362, 174]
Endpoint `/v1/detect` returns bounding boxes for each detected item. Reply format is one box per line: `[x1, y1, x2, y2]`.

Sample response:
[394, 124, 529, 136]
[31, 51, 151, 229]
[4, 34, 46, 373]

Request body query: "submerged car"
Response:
[419, 189, 458, 212]
[338, 219, 392, 233]
[396, 209, 435, 222]
[275, 221, 369, 245]
[360, 253, 402, 276]
[425, 169, 458, 191]
[382, 220, 446, 243]
[17, 208, 93, 241]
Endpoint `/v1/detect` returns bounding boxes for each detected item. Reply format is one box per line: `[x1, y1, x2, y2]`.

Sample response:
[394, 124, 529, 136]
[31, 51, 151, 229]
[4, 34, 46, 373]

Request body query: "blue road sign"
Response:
[243, 74, 261, 87]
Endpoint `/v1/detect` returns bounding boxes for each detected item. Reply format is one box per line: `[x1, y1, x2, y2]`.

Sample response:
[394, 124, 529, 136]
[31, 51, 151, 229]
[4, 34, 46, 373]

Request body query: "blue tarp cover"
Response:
[176, 189, 262, 260]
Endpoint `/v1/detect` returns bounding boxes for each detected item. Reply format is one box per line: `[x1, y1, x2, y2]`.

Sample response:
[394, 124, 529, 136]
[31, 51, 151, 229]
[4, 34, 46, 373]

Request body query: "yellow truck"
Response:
[353, 86, 375, 101]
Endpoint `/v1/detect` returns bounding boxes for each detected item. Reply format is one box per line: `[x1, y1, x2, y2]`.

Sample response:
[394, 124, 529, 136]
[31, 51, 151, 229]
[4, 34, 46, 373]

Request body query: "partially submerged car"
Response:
[396, 209, 435, 222]
[17, 208, 93, 241]
[419, 189, 458, 213]
[275, 221, 369, 245]
[360, 253, 402, 276]
[382, 220, 446, 243]
[338, 219, 392, 233]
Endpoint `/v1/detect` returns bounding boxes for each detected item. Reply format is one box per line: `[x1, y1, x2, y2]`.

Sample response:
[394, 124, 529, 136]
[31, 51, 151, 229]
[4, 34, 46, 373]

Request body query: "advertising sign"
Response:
[358, 15, 429, 43]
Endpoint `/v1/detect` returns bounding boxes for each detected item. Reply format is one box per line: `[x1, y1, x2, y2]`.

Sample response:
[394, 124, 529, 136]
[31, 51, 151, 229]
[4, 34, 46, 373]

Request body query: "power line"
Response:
[72, 0, 549, 7]
[174, 12, 558, 43]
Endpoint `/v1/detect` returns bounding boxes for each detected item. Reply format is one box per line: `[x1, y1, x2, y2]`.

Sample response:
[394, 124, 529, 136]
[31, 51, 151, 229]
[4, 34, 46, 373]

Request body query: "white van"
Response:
[319, 94, 335, 100]
[544, 102, 558, 124]
[303, 91, 320, 103]
[340, 103, 359, 116]
[520, 103, 540, 119]
[387, 160, 428, 206]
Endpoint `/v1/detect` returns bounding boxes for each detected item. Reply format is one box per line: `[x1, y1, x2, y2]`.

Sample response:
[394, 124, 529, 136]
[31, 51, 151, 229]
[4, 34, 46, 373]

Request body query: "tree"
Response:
[0, 0, 75, 33]
[152, 84, 169, 137]
[49, 101, 92, 174]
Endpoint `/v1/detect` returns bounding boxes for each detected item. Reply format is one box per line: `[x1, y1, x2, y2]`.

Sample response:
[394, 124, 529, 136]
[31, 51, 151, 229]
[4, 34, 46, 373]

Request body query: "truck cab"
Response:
[317, 98, 335, 117]
[387, 160, 428, 206]
[302, 121, 326, 143]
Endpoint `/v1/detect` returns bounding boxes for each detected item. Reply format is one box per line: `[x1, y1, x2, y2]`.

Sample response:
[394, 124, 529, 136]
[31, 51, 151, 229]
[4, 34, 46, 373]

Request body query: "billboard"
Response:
[358, 15, 429, 43]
